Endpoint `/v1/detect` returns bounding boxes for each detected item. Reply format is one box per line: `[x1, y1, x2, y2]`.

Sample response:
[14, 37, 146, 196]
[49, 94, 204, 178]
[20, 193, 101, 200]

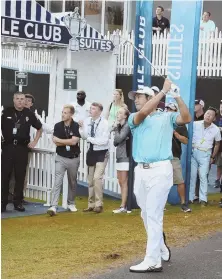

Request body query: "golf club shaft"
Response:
[121, 38, 166, 79]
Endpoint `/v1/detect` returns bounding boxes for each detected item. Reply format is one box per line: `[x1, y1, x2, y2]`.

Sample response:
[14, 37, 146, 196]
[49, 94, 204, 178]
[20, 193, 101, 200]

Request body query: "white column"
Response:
[81, 0, 85, 18]
[101, 0, 105, 35]
[126, 0, 132, 33]
[62, 0, 65, 12]
[123, 0, 128, 34]
[18, 44, 24, 92]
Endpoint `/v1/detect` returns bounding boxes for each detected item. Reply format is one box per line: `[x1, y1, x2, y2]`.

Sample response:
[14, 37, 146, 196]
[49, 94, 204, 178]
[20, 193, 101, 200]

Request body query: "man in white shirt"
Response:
[71, 90, 91, 123]
[200, 12, 216, 37]
[79, 102, 109, 213]
[189, 107, 221, 206]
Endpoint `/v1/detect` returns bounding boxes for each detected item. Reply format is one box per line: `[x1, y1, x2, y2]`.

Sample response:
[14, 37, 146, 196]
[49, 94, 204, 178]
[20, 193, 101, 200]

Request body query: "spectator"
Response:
[47, 105, 81, 216]
[8, 93, 53, 204]
[152, 6, 170, 35]
[194, 99, 205, 202]
[200, 12, 216, 37]
[106, 89, 127, 129]
[215, 100, 222, 190]
[25, 94, 53, 134]
[151, 86, 160, 95]
[79, 103, 109, 213]
[1, 92, 42, 212]
[151, 86, 165, 112]
[189, 107, 221, 206]
[194, 99, 205, 121]
[165, 102, 191, 212]
[71, 90, 91, 123]
[112, 107, 131, 213]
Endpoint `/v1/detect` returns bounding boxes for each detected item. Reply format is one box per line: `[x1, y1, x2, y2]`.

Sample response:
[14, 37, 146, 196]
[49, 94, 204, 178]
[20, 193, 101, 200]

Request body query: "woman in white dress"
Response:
[112, 107, 131, 213]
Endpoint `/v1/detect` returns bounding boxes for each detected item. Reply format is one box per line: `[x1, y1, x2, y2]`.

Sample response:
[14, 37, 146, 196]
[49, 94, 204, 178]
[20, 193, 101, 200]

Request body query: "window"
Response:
[84, 0, 102, 32]
[65, 1, 82, 13]
[105, 1, 124, 33]
[49, 1, 63, 13]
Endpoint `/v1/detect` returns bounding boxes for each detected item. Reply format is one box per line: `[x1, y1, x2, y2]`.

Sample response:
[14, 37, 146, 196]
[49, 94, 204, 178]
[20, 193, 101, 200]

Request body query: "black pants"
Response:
[195, 175, 200, 198]
[1, 144, 28, 206]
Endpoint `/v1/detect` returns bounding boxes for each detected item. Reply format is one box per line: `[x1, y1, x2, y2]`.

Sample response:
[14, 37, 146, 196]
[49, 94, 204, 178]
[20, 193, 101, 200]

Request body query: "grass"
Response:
[2, 194, 222, 279]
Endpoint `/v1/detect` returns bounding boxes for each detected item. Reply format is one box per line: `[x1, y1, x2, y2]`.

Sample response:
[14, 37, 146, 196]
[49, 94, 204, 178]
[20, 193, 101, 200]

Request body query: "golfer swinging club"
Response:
[128, 79, 191, 273]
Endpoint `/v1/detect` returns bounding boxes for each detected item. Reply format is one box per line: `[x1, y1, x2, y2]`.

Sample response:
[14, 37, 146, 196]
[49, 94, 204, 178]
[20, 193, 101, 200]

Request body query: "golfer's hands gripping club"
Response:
[162, 79, 180, 98]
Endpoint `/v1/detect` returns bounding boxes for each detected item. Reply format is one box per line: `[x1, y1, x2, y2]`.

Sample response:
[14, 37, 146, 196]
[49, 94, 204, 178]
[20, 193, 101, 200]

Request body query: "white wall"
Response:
[48, 49, 117, 124]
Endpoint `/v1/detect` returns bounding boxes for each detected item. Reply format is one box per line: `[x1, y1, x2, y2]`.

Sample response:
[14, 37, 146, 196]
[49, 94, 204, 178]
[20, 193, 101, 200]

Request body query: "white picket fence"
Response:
[25, 111, 120, 206]
[105, 28, 222, 77]
[2, 28, 222, 77]
[1, 45, 52, 73]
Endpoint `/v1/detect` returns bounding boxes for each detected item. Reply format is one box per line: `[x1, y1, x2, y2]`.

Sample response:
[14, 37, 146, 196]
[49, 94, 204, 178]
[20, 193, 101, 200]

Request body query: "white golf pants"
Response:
[134, 160, 173, 265]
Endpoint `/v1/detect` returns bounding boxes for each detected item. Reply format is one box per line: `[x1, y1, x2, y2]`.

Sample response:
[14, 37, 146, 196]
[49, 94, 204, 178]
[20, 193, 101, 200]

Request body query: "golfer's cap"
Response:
[128, 86, 154, 100]
[165, 102, 178, 111]
[151, 86, 160, 94]
[195, 99, 205, 108]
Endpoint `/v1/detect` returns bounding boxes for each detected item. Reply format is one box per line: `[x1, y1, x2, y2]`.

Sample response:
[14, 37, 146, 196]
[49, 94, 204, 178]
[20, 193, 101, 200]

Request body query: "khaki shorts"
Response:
[171, 157, 184, 185]
[216, 152, 222, 167]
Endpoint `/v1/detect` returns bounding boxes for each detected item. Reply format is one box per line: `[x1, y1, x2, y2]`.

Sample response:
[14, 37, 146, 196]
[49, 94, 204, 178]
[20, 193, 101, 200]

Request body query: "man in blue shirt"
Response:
[128, 79, 191, 273]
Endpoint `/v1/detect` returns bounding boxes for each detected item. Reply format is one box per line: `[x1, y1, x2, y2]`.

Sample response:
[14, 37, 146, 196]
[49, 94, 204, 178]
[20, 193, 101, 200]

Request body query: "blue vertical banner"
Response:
[128, 0, 154, 211]
[133, 0, 154, 91]
[167, 0, 202, 203]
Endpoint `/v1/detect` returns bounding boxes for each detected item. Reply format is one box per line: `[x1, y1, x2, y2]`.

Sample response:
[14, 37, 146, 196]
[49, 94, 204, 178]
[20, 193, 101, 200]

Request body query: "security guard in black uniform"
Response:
[1, 92, 42, 212]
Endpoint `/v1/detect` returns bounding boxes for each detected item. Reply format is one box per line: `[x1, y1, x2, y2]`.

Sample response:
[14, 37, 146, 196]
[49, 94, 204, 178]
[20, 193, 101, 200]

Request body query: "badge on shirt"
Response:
[26, 117, 29, 122]
[70, 132, 73, 136]
[66, 146, 70, 151]
[200, 138, 205, 144]
[13, 128, 17, 135]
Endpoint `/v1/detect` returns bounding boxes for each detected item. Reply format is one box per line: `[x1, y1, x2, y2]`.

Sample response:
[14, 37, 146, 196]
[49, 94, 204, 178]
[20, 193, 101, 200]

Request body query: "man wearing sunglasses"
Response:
[72, 90, 91, 123]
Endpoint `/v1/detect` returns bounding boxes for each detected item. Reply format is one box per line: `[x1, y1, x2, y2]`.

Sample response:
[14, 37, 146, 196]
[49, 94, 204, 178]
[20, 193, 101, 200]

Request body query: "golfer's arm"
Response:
[175, 97, 192, 125]
[133, 92, 165, 125]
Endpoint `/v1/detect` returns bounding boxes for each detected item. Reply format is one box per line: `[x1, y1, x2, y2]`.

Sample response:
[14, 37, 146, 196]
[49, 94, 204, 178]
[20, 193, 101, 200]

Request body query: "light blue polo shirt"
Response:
[128, 111, 179, 163]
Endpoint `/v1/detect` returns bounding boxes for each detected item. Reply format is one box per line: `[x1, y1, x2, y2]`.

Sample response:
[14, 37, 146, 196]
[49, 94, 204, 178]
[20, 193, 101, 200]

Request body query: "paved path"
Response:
[92, 232, 222, 279]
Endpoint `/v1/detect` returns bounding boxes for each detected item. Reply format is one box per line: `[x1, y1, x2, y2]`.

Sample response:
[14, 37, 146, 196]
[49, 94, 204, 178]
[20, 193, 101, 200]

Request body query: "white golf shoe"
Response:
[130, 260, 162, 273]
[67, 204, 78, 212]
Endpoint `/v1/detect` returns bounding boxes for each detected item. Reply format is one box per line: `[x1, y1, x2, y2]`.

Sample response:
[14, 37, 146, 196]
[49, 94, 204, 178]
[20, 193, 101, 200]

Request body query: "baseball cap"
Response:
[195, 99, 205, 108]
[128, 86, 154, 100]
[151, 86, 160, 94]
[165, 102, 178, 111]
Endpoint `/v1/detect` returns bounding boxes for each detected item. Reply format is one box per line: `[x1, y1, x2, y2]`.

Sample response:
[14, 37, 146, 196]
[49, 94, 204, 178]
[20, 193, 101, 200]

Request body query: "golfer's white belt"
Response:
[192, 146, 211, 152]
[138, 160, 170, 169]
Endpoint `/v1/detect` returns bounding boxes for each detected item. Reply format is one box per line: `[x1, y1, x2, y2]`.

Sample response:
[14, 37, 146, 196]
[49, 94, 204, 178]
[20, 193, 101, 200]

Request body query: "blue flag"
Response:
[167, 0, 202, 201]
[133, 0, 154, 91]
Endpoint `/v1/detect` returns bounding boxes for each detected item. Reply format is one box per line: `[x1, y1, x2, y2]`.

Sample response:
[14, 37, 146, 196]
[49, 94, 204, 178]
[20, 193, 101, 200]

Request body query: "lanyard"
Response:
[64, 125, 71, 139]
[14, 112, 23, 124]
[91, 117, 101, 137]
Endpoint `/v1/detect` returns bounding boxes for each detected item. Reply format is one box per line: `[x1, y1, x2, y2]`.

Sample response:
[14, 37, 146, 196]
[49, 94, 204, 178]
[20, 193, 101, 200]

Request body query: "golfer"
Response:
[128, 79, 191, 273]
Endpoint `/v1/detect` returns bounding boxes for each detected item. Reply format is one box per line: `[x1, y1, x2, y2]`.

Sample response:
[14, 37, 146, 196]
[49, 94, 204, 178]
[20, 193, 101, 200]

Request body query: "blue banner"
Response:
[133, 0, 154, 91]
[167, 0, 202, 202]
